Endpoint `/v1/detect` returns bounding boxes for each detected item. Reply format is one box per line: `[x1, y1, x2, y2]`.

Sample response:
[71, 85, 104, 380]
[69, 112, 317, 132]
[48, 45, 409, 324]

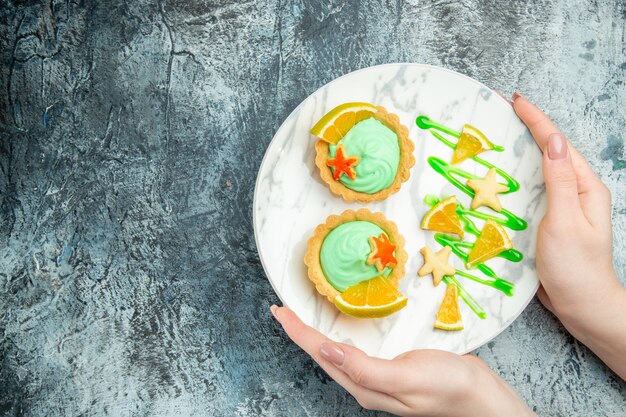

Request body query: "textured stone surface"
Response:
[1, 0, 624, 416]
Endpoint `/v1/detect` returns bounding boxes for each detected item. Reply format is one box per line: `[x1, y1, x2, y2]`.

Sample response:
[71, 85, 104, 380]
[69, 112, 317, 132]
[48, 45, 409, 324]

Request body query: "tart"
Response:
[311, 103, 415, 202]
[304, 209, 408, 317]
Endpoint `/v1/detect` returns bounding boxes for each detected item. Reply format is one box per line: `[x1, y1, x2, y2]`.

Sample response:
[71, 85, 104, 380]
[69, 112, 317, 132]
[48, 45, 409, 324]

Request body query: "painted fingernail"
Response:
[512, 91, 523, 102]
[320, 342, 345, 366]
[270, 305, 281, 322]
[547, 133, 568, 160]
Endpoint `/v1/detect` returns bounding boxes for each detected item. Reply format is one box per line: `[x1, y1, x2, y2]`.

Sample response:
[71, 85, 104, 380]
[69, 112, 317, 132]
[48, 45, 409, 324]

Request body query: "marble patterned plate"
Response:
[254, 63, 546, 358]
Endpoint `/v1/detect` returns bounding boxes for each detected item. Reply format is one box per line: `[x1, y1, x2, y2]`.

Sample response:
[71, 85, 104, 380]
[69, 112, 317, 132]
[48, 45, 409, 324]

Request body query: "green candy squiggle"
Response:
[427, 157, 527, 232]
[416, 116, 529, 318]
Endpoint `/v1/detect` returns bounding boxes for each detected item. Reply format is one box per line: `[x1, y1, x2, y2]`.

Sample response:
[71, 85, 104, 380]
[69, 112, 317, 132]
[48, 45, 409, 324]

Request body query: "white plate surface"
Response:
[254, 63, 546, 358]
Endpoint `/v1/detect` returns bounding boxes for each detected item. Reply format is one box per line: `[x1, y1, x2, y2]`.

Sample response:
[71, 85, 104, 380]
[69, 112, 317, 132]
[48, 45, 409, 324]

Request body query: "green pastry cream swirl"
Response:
[320, 221, 392, 292]
[328, 117, 400, 194]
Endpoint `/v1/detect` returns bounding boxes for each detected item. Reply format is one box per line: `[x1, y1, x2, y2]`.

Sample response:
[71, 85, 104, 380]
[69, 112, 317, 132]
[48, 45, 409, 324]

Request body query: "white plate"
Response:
[254, 63, 546, 358]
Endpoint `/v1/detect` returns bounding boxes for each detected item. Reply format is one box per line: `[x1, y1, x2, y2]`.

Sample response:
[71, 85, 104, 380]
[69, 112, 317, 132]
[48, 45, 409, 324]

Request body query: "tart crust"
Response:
[304, 209, 407, 303]
[314, 106, 415, 202]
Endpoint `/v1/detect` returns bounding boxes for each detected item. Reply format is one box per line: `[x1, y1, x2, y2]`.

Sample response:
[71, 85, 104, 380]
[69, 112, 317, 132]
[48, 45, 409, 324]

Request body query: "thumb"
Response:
[542, 133, 583, 220]
[319, 342, 399, 393]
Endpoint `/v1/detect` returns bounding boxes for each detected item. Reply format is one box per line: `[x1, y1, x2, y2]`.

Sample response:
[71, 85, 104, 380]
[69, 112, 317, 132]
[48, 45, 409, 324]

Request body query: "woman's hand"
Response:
[270, 306, 536, 417]
[512, 93, 626, 379]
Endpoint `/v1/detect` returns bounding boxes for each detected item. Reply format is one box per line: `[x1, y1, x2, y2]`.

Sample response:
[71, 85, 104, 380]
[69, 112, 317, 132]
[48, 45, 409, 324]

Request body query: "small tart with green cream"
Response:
[312, 104, 415, 202]
[304, 209, 408, 305]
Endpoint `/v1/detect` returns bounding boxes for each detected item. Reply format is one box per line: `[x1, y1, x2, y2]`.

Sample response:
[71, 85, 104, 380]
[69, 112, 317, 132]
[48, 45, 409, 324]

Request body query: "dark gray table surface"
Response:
[1, 1, 625, 416]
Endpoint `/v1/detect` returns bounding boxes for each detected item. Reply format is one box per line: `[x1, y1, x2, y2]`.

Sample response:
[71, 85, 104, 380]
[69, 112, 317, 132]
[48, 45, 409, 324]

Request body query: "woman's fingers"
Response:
[512, 93, 610, 228]
[322, 341, 406, 393]
[541, 133, 584, 223]
[271, 306, 408, 414]
[512, 94, 596, 179]
[272, 306, 398, 392]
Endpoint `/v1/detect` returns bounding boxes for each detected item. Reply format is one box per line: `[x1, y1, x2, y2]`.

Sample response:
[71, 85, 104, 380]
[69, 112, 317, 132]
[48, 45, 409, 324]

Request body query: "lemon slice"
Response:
[334, 275, 407, 318]
[451, 124, 498, 164]
[434, 283, 463, 330]
[310, 102, 378, 144]
[421, 196, 464, 238]
[466, 220, 513, 268]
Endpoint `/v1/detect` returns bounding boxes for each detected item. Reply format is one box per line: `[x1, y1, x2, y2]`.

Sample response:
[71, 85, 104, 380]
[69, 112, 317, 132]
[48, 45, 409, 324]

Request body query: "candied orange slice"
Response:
[334, 276, 407, 318]
[434, 283, 463, 330]
[310, 102, 378, 144]
[421, 196, 464, 238]
[466, 220, 513, 268]
[451, 124, 498, 164]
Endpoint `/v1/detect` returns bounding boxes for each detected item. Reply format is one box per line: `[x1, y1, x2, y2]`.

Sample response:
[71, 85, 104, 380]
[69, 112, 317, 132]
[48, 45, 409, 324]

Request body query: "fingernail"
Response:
[547, 133, 568, 160]
[270, 305, 281, 322]
[512, 91, 524, 102]
[320, 342, 345, 366]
